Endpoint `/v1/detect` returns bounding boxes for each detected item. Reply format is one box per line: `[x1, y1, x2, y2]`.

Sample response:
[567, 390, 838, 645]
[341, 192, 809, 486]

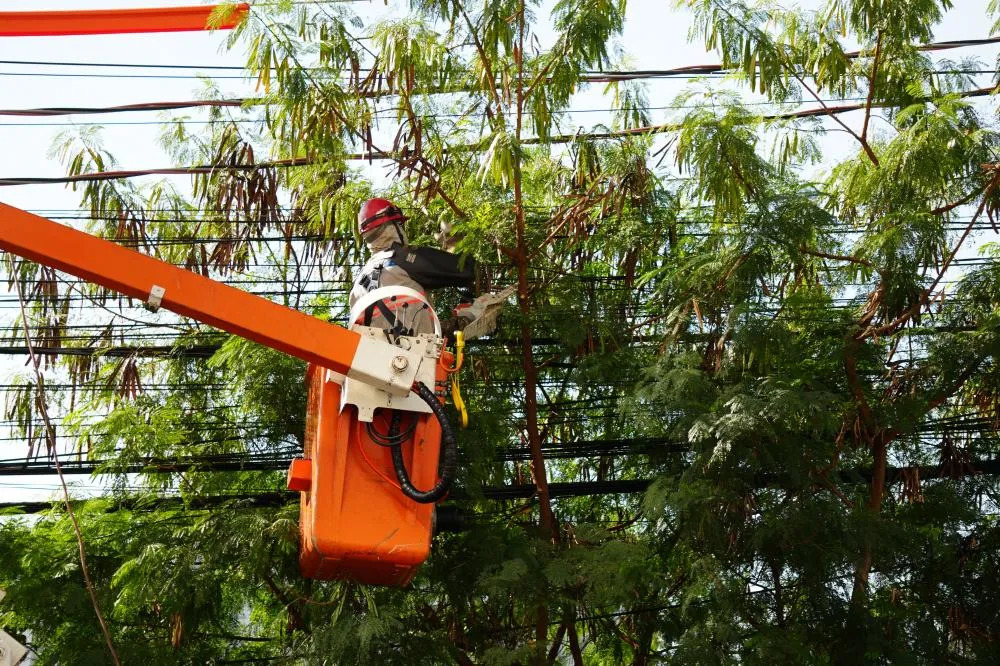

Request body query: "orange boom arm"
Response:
[0, 202, 423, 394]
[0, 4, 249, 37]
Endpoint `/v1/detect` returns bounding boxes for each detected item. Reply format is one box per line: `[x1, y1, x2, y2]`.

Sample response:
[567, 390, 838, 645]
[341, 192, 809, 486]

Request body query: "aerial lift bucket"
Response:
[287, 348, 454, 587]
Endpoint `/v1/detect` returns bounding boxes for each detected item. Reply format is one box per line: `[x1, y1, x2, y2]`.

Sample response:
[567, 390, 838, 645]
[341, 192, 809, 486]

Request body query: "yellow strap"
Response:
[451, 371, 468, 428]
[445, 329, 465, 372]
[450, 331, 468, 428]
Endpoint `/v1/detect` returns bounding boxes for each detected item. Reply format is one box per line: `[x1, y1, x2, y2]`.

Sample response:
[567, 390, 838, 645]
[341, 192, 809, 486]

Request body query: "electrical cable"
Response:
[3, 84, 995, 186]
[0, 100, 247, 117]
[0, 97, 870, 127]
[11, 67, 992, 82]
[389, 381, 457, 504]
[366, 410, 417, 447]
[354, 418, 404, 491]
[4, 451, 999, 515]
[0, 157, 310, 186]
[1, 34, 997, 78]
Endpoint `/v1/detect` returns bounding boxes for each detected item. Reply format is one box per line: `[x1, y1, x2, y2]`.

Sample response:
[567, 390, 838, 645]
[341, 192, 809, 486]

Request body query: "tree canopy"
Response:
[2, 0, 1000, 663]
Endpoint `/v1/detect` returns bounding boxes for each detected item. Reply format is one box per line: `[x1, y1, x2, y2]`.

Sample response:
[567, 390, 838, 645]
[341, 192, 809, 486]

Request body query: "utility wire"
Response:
[2, 456, 999, 515]
[3, 423, 993, 474]
[0, 33, 996, 117]
[1, 34, 996, 76]
[9, 67, 991, 81]
[0, 97, 874, 127]
[0, 437, 686, 474]
[3, 85, 995, 187]
[0, 100, 246, 118]
[0, 59, 249, 71]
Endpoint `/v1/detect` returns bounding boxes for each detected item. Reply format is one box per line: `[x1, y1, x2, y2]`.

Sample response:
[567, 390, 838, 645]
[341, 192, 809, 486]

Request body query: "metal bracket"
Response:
[340, 327, 443, 422]
[145, 284, 166, 312]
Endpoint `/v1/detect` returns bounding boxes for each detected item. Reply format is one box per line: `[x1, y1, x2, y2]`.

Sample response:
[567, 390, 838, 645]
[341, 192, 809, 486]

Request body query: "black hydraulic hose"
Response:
[390, 381, 457, 504]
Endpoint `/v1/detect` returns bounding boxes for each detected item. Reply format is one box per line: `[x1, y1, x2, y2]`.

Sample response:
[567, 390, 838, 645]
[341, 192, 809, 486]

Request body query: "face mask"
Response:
[364, 223, 406, 250]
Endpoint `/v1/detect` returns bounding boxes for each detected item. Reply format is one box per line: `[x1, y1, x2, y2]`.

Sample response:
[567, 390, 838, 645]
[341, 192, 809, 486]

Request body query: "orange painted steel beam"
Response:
[0, 4, 249, 37]
[0, 202, 364, 376]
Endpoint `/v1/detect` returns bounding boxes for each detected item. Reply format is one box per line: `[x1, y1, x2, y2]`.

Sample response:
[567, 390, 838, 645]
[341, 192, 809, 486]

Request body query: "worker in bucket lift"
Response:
[350, 198, 484, 338]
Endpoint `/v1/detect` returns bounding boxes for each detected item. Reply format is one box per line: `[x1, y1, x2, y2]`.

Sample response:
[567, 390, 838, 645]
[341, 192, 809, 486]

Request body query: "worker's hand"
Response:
[441, 315, 470, 340]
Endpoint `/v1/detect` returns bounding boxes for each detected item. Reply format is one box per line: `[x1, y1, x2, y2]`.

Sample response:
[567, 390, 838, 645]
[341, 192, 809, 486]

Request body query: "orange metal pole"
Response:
[0, 202, 363, 376]
[0, 4, 249, 37]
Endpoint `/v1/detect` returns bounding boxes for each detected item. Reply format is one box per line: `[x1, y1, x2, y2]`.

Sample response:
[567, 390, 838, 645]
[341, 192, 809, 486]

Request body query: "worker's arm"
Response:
[0, 203, 422, 396]
[389, 244, 476, 290]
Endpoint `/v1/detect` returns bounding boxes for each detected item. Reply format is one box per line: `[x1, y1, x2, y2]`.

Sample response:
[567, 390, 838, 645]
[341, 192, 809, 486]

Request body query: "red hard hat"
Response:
[358, 198, 406, 235]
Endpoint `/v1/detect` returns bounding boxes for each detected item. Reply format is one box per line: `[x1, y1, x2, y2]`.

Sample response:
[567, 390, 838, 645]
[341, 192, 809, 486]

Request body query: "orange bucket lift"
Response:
[289, 295, 461, 586]
[0, 203, 461, 586]
[289, 352, 455, 586]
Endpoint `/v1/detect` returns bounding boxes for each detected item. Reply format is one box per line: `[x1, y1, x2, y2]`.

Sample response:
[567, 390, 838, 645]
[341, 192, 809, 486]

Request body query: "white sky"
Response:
[0, 1, 995, 503]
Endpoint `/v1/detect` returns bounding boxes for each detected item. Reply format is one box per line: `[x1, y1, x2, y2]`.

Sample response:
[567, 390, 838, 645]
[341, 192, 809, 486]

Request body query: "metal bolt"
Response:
[392, 355, 409, 373]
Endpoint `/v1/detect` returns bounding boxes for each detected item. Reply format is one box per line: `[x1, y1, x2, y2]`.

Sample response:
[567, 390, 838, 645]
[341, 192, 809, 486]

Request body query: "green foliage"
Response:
[3, 1, 1000, 664]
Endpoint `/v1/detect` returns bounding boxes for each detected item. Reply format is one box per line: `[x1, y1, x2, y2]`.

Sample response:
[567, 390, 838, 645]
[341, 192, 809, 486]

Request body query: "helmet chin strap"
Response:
[392, 222, 407, 246]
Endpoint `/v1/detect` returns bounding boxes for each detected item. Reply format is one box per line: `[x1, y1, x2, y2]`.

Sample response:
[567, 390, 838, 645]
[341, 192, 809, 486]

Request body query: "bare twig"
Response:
[458, 5, 505, 115]
[931, 183, 988, 216]
[792, 70, 879, 167]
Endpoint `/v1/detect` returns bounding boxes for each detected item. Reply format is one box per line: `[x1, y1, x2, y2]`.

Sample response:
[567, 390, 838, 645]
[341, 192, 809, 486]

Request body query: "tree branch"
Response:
[458, 4, 505, 116]
[792, 70, 880, 166]
[261, 572, 309, 634]
[859, 188, 992, 340]
[860, 32, 883, 146]
[13, 270, 121, 666]
[567, 619, 584, 666]
[547, 621, 567, 664]
[799, 246, 874, 269]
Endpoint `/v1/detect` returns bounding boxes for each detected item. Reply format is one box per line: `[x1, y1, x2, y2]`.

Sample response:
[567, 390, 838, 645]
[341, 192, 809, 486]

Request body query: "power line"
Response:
[3, 84, 995, 187]
[0, 66, 993, 84]
[0, 97, 874, 127]
[2, 457, 999, 515]
[0, 438, 684, 476]
[0, 59, 249, 71]
[0, 157, 307, 186]
[0, 100, 246, 118]
[0, 119, 266, 128]
[0, 32, 996, 118]
[2, 34, 996, 76]
[0, 71, 256, 81]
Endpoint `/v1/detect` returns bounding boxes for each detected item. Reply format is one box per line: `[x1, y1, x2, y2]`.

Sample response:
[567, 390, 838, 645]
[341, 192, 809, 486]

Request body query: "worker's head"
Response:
[358, 198, 407, 251]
